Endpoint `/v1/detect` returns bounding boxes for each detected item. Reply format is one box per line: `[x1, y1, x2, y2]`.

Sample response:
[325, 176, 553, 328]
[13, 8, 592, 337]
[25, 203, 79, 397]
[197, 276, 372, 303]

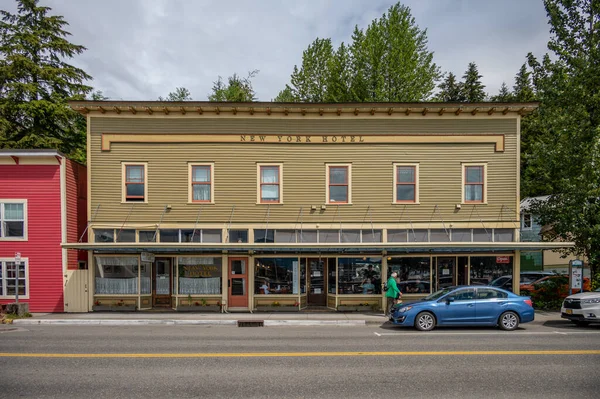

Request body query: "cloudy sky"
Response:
[8, 0, 552, 101]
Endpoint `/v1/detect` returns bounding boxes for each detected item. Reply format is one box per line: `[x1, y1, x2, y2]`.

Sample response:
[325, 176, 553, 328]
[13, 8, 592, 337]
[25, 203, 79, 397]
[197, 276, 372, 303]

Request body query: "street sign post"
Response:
[14, 252, 21, 303]
[569, 259, 584, 295]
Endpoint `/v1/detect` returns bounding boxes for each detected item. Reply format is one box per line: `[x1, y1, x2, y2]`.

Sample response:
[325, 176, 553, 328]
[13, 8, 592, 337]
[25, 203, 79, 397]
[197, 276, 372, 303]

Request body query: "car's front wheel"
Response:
[414, 311, 436, 331]
[498, 311, 519, 331]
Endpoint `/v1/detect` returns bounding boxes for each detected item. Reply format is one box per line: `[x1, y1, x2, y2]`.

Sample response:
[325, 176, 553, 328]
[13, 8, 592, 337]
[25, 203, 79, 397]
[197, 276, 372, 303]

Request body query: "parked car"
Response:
[489, 271, 558, 292]
[389, 286, 534, 331]
[520, 275, 591, 297]
[561, 287, 600, 326]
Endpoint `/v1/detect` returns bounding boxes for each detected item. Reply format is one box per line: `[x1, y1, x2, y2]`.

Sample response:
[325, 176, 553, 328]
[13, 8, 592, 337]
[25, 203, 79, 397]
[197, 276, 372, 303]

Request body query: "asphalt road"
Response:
[1, 320, 599, 399]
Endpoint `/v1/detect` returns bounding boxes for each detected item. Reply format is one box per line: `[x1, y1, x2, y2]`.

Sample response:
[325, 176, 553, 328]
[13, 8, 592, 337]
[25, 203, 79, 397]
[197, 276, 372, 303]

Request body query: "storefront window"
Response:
[470, 256, 513, 290]
[160, 229, 179, 242]
[338, 258, 382, 295]
[362, 230, 382, 243]
[94, 229, 114, 243]
[255, 257, 298, 294]
[388, 257, 431, 294]
[116, 229, 136, 242]
[228, 229, 248, 243]
[300, 259, 306, 294]
[178, 257, 222, 294]
[139, 230, 156, 243]
[95, 256, 139, 294]
[140, 262, 151, 294]
[254, 229, 274, 243]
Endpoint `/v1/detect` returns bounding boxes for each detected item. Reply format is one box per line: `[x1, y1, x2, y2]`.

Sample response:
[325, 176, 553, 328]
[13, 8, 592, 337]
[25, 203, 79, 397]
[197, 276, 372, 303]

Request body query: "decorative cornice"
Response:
[69, 101, 539, 117]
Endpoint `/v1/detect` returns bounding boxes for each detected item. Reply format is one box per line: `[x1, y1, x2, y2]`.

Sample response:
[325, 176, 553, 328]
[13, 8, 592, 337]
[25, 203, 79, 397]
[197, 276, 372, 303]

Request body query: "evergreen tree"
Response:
[513, 63, 535, 102]
[0, 0, 92, 161]
[159, 87, 192, 101]
[436, 72, 463, 102]
[208, 70, 258, 102]
[526, 0, 600, 281]
[491, 82, 513, 102]
[459, 62, 486, 102]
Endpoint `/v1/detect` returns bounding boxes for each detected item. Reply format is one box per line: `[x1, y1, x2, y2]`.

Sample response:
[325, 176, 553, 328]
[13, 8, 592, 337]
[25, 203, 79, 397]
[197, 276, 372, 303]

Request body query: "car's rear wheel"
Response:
[498, 311, 519, 330]
[572, 320, 590, 327]
[414, 311, 436, 331]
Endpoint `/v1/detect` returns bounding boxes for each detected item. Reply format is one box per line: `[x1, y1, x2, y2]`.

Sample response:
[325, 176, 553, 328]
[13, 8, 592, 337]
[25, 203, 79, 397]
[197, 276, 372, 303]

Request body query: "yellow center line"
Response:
[0, 350, 599, 358]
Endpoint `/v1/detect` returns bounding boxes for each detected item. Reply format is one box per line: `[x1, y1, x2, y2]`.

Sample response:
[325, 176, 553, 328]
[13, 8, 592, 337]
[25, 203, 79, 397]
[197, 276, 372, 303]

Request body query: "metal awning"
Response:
[62, 241, 573, 254]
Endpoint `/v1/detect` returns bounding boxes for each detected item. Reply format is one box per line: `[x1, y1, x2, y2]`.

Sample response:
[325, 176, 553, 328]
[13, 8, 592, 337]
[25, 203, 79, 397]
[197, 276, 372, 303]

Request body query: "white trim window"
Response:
[462, 163, 487, 204]
[326, 164, 351, 204]
[257, 163, 283, 204]
[122, 162, 148, 203]
[523, 213, 532, 230]
[0, 258, 29, 299]
[0, 200, 26, 240]
[393, 163, 419, 203]
[189, 163, 214, 203]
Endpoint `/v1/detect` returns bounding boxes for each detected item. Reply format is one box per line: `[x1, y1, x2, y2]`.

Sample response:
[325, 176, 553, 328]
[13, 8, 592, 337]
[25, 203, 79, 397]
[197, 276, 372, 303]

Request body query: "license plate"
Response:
[566, 309, 573, 314]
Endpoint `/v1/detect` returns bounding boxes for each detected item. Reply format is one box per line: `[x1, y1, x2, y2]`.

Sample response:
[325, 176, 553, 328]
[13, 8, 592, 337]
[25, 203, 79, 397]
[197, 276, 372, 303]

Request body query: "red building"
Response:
[0, 150, 87, 312]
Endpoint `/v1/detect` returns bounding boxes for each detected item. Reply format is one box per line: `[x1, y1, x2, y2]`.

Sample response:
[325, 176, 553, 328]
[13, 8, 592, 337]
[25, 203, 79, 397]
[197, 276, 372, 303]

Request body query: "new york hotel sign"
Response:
[101, 133, 505, 152]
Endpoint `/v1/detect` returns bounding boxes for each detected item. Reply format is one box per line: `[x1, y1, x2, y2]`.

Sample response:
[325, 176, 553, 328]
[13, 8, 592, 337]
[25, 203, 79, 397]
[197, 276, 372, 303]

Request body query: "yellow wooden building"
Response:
[63, 101, 570, 312]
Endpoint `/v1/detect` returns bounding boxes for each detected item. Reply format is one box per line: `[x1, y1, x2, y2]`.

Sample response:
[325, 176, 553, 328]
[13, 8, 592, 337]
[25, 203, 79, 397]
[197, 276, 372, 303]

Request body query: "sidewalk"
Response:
[7, 310, 561, 327]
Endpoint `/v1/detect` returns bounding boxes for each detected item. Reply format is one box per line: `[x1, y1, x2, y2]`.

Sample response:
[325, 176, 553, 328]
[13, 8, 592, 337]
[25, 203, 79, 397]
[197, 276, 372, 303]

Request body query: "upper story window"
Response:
[327, 164, 351, 204]
[394, 164, 419, 203]
[522, 213, 532, 230]
[463, 164, 486, 204]
[122, 163, 147, 203]
[0, 201, 26, 240]
[257, 164, 282, 204]
[189, 163, 214, 203]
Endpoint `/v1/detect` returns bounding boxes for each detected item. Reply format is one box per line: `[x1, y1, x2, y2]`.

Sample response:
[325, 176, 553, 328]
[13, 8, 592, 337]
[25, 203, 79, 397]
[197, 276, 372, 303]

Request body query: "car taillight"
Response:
[524, 299, 533, 307]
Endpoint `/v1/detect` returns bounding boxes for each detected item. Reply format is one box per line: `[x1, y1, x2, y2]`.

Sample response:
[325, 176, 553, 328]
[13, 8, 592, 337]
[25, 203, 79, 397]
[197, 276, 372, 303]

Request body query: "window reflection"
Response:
[337, 258, 382, 295]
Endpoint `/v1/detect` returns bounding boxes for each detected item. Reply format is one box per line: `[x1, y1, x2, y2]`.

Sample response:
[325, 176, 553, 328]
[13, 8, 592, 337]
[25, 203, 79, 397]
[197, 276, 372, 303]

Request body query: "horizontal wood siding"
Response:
[66, 159, 87, 269]
[0, 164, 64, 312]
[89, 117, 517, 225]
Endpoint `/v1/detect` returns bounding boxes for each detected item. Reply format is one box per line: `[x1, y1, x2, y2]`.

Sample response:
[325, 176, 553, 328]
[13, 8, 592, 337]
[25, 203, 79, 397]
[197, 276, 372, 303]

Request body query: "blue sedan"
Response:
[390, 286, 535, 331]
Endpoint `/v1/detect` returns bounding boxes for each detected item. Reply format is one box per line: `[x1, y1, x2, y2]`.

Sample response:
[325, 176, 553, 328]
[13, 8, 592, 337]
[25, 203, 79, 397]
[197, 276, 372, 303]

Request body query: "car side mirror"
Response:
[446, 297, 455, 304]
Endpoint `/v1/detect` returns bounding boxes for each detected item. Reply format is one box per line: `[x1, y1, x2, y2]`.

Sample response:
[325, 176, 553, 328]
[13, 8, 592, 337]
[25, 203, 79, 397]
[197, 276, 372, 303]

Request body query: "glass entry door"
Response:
[435, 257, 456, 291]
[153, 258, 172, 307]
[307, 258, 326, 306]
[228, 257, 248, 308]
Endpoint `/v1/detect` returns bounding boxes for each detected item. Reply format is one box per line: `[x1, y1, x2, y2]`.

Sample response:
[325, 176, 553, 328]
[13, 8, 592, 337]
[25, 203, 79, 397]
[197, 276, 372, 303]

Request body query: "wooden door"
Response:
[153, 258, 172, 307]
[307, 258, 326, 306]
[228, 257, 248, 308]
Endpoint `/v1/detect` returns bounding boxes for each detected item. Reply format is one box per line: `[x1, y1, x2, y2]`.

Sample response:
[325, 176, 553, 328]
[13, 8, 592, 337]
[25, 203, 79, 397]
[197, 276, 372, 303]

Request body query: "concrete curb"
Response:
[12, 319, 366, 327]
[12, 319, 238, 326]
[264, 320, 365, 326]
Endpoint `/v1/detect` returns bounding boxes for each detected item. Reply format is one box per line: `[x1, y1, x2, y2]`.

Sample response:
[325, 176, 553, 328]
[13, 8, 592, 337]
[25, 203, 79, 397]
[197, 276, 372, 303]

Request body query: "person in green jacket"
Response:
[385, 272, 402, 316]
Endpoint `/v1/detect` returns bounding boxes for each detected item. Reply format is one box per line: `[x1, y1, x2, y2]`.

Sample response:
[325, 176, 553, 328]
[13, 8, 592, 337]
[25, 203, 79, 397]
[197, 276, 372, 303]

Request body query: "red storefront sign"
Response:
[496, 256, 511, 264]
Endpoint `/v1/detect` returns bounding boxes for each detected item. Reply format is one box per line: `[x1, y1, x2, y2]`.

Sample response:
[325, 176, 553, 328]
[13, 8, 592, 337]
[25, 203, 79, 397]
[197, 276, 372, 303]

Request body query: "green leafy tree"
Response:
[208, 70, 258, 102]
[288, 38, 333, 102]
[159, 87, 192, 101]
[273, 85, 296, 102]
[459, 62, 486, 102]
[491, 82, 513, 102]
[325, 42, 353, 102]
[0, 0, 92, 161]
[526, 0, 600, 280]
[279, 2, 440, 102]
[436, 72, 463, 102]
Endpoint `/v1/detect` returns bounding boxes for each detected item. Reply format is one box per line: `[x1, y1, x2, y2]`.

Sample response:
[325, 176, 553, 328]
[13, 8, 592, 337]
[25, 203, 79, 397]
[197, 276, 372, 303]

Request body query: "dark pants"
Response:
[386, 297, 396, 315]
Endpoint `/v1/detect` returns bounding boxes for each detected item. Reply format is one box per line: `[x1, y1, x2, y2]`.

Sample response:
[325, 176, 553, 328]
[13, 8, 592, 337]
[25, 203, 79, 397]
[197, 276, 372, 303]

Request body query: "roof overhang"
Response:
[0, 149, 64, 165]
[62, 241, 572, 254]
[68, 101, 539, 117]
